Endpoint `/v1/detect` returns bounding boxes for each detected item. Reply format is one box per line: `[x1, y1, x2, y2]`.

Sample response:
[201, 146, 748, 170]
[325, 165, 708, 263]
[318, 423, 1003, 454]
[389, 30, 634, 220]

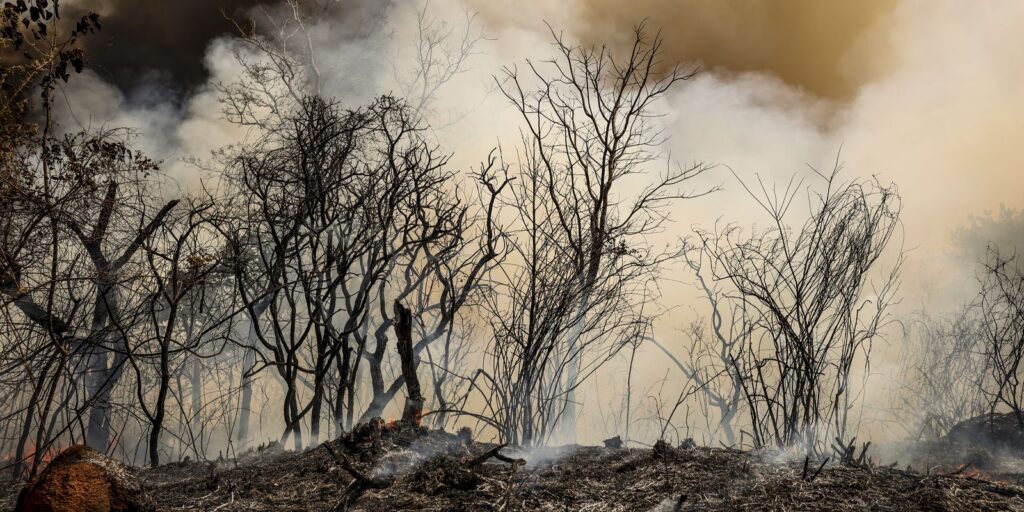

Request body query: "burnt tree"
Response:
[393, 301, 424, 425]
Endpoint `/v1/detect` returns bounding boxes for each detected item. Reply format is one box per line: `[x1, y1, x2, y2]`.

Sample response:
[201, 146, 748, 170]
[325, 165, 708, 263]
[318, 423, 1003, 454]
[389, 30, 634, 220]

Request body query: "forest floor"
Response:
[4, 424, 1024, 511]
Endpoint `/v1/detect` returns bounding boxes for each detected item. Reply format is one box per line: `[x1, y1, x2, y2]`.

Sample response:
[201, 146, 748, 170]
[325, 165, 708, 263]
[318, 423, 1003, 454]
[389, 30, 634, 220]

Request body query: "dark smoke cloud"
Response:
[64, 0, 390, 98]
[581, 0, 899, 99]
[63, 0, 270, 94]
[472, 0, 898, 100]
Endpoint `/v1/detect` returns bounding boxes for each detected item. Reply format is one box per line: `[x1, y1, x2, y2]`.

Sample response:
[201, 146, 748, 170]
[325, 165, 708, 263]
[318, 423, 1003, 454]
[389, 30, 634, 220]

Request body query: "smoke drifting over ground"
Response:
[52, 0, 1024, 445]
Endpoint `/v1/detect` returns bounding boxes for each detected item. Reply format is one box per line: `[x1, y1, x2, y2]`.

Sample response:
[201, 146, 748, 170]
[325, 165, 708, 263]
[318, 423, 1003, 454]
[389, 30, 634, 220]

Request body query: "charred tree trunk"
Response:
[13, 354, 55, 479]
[334, 343, 351, 430]
[360, 325, 390, 423]
[237, 300, 269, 445]
[149, 345, 171, 467]
[189, 357, 202, 448]
[394, 302, 424, 426]
[310, 370, 325, 446]
[85, 350, 127, 454]
[237, 341, 256, 444]
[84, 282, 119, 453]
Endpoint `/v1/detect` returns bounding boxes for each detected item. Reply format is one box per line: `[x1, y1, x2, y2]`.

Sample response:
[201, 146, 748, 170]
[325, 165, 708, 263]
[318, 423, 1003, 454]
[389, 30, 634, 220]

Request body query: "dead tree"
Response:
[225, 95, 374, 449]
[697, 165, 902, 452]
[356, 154, 509, 426]
[898, 308, 989, 439]
[0, 1, 104, 476]
[73, 176, 179, 454]
[393, 302, 424, 425]
[639, 247, 757, 447]
[128, 196, 232, 466]
[977, 247, 1024, 429]
[224, 92, 486, 444]
[497, 22, 713, 441]
[467, 145, 654, 447]
[328, 97, 462, 431]
[220, 3, 495, 443]
[1, 129, 179, 465]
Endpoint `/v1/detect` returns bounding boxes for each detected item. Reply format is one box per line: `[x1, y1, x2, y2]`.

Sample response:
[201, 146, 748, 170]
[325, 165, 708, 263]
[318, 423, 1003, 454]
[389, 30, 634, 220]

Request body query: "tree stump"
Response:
[15, 445, 155, 512]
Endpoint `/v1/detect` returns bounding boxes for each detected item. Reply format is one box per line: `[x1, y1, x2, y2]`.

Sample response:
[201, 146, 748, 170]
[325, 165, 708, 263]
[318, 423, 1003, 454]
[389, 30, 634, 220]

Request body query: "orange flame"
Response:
[3, 441, 59, 477]
[948, 462, 986, 481]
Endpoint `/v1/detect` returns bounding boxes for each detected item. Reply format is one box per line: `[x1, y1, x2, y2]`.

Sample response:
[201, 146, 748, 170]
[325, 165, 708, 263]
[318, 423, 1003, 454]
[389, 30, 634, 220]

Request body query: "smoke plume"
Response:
[51, 0, 1024, 445]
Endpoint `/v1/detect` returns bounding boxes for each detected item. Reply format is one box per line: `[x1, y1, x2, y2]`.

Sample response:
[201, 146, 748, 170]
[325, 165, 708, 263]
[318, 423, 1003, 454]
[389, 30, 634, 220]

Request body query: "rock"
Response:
[457, 426, 473, 446]
[603, 435, 623, 448]
[652, 439, 675, 459]
[15, 445, 155, 512]
[945, 412, 1024, 450]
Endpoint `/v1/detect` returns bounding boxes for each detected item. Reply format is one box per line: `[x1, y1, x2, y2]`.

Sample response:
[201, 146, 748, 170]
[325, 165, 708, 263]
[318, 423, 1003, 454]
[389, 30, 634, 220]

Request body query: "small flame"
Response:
[2, 441, 59, 477]
[950, 462, 985, 480]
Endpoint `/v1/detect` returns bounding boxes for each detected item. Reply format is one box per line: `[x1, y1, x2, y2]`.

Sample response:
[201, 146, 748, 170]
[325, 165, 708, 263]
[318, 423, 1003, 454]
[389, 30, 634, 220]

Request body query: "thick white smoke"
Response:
[50, 0, 1024, 446]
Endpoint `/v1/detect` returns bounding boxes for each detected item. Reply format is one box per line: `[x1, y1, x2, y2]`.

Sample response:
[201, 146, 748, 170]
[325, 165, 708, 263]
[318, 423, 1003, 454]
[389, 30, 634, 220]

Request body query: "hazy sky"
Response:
[68, 0, 1024, 259]
[70, 1, 896, 99]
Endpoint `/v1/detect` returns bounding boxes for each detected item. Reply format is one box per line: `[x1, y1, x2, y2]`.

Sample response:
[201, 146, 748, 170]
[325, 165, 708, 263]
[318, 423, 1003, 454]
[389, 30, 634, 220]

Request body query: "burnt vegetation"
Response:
[2, 1, 1024, 510]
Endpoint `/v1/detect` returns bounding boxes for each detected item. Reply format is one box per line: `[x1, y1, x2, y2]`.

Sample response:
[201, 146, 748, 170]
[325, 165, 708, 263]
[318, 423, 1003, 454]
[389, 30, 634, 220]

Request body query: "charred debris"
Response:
[7, 418, 1024, 511]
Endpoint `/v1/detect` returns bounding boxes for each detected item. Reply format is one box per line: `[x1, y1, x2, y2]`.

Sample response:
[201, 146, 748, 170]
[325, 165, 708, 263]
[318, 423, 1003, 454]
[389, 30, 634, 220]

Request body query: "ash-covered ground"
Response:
[4, 422, 1024, 511]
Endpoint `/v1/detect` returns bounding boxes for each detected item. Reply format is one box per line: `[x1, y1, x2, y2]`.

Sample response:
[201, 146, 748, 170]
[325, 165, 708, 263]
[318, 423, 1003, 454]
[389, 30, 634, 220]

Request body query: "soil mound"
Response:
[946, 412, 1024, 450]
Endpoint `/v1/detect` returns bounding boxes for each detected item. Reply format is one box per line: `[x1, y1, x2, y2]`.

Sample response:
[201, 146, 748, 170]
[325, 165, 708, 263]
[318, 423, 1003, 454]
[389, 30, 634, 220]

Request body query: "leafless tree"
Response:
[695, 166, 902, 452]
[1, 127, 181, 474]
[127, 196, 234, 466]
[0, 0, 104, 476]
[218, 2, 507, 448]
[398, 2, 486, 122]
[225, 95, 373, 448]
[897, 307, 988, 439]
[977, 247, 1024, 428]
[355, 169, 509, 428]
[495, 22, 713, 442]
[640, 247, 758, 447]
[460, 139, 658, 447]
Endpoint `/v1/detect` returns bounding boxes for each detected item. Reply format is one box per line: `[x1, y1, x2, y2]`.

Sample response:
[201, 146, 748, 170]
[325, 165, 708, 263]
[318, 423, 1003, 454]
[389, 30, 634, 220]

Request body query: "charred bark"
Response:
[394, 302, 424, 426]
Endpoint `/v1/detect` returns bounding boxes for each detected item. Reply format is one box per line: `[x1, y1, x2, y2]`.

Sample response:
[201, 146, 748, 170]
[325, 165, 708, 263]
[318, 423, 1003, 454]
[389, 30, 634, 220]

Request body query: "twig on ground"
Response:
[467, 444, 525, 467]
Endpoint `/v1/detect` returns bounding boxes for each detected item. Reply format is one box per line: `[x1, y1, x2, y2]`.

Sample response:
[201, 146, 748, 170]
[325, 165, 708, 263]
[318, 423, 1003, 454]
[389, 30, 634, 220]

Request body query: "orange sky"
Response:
[471, 0, 897, 100]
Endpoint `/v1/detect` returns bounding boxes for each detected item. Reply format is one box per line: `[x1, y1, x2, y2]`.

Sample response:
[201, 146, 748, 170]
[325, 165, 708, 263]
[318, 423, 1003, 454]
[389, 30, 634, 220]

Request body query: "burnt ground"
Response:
[3, 425, 1024, 511]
